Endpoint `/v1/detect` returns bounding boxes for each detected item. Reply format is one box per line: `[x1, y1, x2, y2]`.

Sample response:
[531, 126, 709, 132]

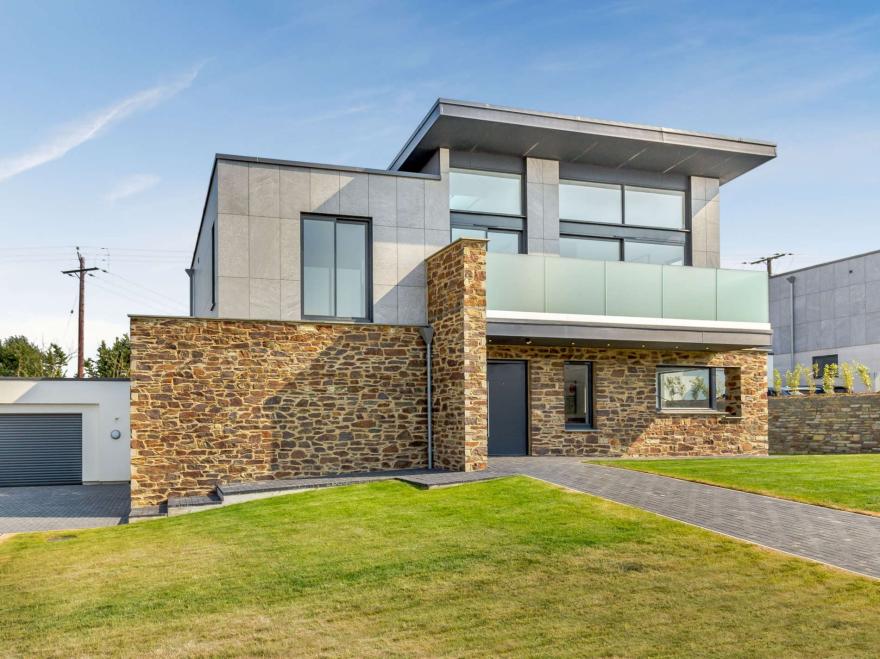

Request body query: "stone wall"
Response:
[130, 316, 427, 507]
[769, 394, 880, 454]
[486, 345, 768, 457]
[425, 239, 488, 471]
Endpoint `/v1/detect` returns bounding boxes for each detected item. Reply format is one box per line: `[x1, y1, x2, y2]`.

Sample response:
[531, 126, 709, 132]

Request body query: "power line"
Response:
[742, 252, 793, 276]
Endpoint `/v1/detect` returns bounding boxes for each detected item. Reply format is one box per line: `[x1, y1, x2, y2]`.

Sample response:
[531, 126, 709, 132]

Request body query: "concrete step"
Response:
[166, 493, 223, 516]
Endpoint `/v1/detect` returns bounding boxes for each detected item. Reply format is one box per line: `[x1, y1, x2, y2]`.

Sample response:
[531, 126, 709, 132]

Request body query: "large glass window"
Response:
[624, 186, 684, 229]
[624, 240, 685, 265]
[449, 169, 522, 215]
[302, 217, 369, 320]
[560, 236, 620, 261]
[559, 181, 621, 224]
[564, 362, 593, 428]
[451, 226, 521, 254]
[657, 366, 727, 411]
[558, 179, 686, 265]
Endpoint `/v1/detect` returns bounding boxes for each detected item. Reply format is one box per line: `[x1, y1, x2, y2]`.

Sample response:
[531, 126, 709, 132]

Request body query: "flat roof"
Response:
[390, 99, 777, 184]
[770, 248, 880, 278]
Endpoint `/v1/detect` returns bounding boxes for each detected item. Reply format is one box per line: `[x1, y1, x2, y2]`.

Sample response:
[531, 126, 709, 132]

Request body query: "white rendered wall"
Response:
[0, 379, 131, 482]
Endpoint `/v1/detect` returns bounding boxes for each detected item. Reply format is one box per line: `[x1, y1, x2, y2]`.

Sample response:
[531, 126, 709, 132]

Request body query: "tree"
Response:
[84, 334, 131, 378]
[0, 336, 70, 377]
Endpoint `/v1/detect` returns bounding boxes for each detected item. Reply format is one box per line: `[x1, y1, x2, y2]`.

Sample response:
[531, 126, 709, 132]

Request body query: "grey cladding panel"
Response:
[0, 413, 82, 486]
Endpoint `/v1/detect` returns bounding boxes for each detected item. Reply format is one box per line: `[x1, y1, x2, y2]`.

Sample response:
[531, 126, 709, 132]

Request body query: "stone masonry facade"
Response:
[487, 344, 768, 457]
[425, 238, 488, 471]
[130, 316, 427, 507]
[769, 394, 880, 454]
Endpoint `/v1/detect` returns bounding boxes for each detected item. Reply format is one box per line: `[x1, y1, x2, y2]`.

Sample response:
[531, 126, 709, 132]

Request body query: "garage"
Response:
[0, 413, 83, 486]
[0, 379, 130, 485]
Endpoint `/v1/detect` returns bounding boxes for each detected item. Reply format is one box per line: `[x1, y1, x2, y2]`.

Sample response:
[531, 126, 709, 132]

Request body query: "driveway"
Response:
[0, 484, 130, 534]
[491, 457, 880, 580]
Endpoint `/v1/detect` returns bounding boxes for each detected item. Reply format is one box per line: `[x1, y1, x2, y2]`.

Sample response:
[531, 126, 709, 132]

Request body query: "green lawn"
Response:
[590, 455, 880, 514]
[2, 477, 879, 657]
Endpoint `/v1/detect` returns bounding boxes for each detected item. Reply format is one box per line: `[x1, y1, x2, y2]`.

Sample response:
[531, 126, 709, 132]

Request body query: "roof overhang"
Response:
[486, 310, 772, 351]
[390, 99, 776, 184]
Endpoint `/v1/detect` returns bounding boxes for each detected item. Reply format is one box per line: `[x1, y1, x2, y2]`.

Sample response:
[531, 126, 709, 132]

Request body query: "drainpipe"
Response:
[419, 326, 435, 470]
[786, 275, 796, 372]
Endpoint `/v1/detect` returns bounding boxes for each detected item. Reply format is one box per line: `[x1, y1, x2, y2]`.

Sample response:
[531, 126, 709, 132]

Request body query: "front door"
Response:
[487, 360, 528, 456]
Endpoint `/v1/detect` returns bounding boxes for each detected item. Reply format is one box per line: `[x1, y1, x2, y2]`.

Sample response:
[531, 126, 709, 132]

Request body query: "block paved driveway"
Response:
[0, 484, 130, 534]
[490, 457, 880, 580]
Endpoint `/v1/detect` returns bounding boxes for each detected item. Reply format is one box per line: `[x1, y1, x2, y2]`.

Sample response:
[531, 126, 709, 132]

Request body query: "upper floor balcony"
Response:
[485, 253, 771, 350]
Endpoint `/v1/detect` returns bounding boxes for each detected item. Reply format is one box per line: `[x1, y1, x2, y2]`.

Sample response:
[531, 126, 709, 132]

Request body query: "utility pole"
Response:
[743, 252, 792, 276]
[62, 248, 99, 379]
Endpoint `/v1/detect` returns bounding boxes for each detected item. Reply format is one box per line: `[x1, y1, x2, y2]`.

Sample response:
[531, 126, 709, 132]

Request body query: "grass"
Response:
[2, 477, 879, 657]
[589, 455, 880, 515]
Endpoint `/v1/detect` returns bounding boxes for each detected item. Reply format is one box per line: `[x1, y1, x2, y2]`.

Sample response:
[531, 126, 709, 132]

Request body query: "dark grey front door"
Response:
[488, 360, 528, 456]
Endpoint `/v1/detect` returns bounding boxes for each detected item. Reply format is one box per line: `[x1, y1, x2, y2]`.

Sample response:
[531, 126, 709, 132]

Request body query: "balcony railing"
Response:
[486, 253, 769, 324]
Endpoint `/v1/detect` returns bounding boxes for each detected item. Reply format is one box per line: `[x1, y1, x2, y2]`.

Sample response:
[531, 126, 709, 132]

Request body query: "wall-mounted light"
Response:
[110, 430, 121, 440]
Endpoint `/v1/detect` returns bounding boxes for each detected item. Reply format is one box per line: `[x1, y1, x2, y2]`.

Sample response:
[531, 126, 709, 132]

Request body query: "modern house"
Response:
[769, 249, 880, 389]
[130, 99, 776, 507]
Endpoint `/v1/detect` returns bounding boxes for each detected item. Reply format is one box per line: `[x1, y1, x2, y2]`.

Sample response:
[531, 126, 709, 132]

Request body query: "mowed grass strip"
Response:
[590, 455, 880, 514]
[1, 477, 879, 658]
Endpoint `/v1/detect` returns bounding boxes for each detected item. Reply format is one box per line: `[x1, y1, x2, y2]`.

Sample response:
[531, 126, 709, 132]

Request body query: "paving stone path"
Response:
[490, 457, 880, 579]
[0, 484, 130, 533]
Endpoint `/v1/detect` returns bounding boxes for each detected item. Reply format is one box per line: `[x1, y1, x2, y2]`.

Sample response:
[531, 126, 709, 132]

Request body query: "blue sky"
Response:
[1, 1, 878, 368]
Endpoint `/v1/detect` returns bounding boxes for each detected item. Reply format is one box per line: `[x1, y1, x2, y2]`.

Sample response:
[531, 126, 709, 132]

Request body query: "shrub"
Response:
[855, 362, 872, 391]
[773, 368, 783, 394]
[822, 363, 839, 394]
[841, 362, 855, 394]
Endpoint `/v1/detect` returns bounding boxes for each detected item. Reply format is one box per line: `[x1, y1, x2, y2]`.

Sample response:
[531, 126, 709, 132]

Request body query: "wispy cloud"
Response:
[105, 174, 161, 203]
[0, 63, 205, 183]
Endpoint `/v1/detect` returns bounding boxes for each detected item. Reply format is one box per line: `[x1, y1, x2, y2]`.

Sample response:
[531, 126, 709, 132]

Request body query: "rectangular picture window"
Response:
[559, 180, 622, 224]
[624, 186, 684, 229]
[302, 217, 370, 321]
[449, 169, 522, 216]
[564, 361, 593, 428]
[657, 366, 712, 409]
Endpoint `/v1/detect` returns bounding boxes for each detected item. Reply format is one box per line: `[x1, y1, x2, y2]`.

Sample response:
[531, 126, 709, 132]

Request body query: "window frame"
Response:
[300, 214, 372, 323]
[449, 168, 526, 254]
[564, 361, 595, 430]
[558, 179, 689, 265]
[656, 365, 728, 412]
[210, 222, 216, 310]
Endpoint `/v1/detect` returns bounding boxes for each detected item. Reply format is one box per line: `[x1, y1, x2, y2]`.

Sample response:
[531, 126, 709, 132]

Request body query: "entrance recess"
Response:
[487, 360, 528, 456]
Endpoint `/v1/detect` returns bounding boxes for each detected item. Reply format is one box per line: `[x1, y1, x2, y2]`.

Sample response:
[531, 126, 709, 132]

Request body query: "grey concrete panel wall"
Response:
[192, 173, 218, 317]
[690, 176, 720, 268]
[526, 157, 560, 255]
[212, 151, 449, 324]
[770, 250, 880, 363]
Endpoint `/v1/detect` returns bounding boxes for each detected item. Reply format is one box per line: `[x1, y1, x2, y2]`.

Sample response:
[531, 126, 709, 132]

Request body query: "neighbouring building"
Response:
[131, 99, 777, 506]
[769, 249, 880, 390]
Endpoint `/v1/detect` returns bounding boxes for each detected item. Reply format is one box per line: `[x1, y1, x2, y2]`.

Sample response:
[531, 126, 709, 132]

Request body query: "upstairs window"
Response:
[559, 181, 621, 224]
[302, 216, 370, 321]
[449, 169, 522, 216]
[450, 226, 521, 254]
[559, 179, 687, 265]
[624, 186, 684, 229]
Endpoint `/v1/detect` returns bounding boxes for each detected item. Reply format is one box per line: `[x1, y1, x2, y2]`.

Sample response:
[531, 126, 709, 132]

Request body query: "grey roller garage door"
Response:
[0, 414, 82, 486]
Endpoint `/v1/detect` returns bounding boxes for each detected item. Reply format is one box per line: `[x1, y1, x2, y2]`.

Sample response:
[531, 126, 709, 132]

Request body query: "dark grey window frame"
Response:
[559, 179, 690, 265]
[564, 361, 594, 430]
[300, 214, 372, 323]
[210, 223, 216, 310]
[656, 365, 726, 411]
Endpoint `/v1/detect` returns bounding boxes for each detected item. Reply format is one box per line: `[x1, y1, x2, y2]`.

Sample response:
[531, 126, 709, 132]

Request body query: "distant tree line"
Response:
[0, 334, 130, 378]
